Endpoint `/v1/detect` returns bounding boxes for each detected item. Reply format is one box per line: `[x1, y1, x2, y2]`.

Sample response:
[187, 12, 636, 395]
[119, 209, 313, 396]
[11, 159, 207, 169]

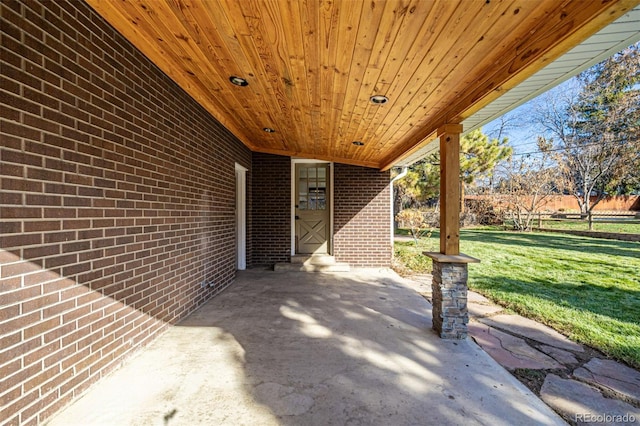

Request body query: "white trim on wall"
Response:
[290, 159, 333, 256]
[329, 162, 334, 255]
[235, 163, 247, 270]
[291, 161, 296, 256]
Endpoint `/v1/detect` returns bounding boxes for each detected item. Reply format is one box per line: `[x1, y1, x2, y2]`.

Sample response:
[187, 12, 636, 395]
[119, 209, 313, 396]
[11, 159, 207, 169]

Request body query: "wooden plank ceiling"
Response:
[86, 0, 638, 170]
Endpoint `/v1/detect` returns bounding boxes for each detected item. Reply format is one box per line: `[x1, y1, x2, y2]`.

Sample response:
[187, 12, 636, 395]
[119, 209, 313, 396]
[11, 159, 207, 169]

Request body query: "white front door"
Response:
[295, 163, 330, 255]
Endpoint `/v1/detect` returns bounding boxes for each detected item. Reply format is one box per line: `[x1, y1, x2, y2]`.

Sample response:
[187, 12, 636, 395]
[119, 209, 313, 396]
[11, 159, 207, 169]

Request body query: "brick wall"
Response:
[249, 158, 392, 267]
[251, 153, 291, 265]
[334, 164, 391, 267]
[0, 1, 251, 424]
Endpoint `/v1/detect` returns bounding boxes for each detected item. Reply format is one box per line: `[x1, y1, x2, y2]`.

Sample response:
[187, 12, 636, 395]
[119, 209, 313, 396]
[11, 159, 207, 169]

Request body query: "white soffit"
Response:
[397, 6, 640, 167]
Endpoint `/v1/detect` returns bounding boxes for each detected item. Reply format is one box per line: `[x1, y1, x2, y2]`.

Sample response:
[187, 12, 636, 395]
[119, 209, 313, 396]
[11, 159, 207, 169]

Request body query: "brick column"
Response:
[424, 253, 480, 339]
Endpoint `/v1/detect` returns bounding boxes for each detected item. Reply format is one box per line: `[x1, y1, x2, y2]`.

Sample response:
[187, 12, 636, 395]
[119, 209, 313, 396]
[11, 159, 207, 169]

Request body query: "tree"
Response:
[393, 128, 512, 207]
[495, 137, 565, 231]
[459, 129, 513, 186]
[536, 43, 640, 214]
[459, 129, 513, 206]
[393, 163, 439, 211]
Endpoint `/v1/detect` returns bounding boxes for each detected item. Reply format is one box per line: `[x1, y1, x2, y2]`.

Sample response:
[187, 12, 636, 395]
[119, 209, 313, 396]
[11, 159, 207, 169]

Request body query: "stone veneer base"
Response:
[424, 252, 479, 339]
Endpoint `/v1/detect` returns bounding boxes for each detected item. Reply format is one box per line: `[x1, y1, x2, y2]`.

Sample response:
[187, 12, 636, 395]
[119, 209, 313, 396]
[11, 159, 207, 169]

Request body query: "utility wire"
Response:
[511, 139, 631, 157]
[508, 140, 544, 149]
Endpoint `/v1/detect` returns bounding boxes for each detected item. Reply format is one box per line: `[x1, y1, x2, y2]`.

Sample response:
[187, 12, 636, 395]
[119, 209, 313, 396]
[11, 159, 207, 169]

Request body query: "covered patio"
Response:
[47, 269, 563, 426]
[3, 0, 640, 423]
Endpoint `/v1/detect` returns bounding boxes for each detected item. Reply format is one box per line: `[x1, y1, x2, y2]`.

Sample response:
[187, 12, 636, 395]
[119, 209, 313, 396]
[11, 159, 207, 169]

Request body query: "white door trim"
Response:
[291, 159, 333, 256]
[235, 163, 247, 270]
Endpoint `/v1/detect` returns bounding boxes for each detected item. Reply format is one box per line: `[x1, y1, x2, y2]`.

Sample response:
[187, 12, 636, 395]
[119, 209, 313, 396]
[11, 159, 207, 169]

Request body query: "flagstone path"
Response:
[407, 276, 640, 425]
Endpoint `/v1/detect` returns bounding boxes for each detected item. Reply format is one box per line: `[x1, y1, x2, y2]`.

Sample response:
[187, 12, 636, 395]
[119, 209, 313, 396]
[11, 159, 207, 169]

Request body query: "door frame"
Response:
[291, 159, 333, 256]
[235, 163, 247, 270]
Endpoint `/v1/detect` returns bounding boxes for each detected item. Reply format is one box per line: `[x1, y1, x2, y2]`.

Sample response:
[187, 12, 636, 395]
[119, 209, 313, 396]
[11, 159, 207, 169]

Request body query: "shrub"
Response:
[396, 209, 432, 245]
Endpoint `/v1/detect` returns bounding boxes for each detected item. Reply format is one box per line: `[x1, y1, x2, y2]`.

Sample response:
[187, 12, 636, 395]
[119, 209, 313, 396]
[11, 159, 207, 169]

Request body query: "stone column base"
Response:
[423, 253, 480, 339]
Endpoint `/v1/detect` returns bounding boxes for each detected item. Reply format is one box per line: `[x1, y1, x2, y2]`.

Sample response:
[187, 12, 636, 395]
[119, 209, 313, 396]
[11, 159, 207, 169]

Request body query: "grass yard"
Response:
[394, 228, 640, 368]
[538, 220, 640, 234]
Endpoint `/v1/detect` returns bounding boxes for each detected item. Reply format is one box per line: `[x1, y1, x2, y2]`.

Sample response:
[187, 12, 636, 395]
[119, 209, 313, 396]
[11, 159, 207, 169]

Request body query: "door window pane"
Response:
[298, 166, 327, 211]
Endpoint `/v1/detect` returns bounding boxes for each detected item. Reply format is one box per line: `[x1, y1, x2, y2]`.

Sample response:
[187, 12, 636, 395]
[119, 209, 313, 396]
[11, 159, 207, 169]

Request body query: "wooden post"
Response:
[460, 180, 465, 215]
[538, 212, 542, 228]
[439, 124, 463, 255]
[588, 212, 593, 231]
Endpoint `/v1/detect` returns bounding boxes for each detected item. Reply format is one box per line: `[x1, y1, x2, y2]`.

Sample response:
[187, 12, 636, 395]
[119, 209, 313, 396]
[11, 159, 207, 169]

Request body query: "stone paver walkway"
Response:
[406, 275, 640, 425]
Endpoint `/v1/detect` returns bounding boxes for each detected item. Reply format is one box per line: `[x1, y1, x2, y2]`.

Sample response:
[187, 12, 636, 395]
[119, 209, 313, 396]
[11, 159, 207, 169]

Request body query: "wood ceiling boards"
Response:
[85, 0, 638, 170]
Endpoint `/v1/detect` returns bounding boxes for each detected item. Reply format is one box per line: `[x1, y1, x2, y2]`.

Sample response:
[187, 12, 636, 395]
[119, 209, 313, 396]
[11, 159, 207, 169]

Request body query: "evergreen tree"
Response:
[394, 128, 512, 208]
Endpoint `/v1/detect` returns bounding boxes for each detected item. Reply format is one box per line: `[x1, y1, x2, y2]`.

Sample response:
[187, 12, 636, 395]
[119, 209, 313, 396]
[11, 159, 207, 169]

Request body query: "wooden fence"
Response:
[535, 211, 640, 231]
[466, 195, 640, 212]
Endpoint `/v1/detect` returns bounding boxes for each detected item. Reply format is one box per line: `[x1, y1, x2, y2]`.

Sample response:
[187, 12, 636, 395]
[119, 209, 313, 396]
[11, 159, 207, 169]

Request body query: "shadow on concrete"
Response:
[47, 270, 564, 425]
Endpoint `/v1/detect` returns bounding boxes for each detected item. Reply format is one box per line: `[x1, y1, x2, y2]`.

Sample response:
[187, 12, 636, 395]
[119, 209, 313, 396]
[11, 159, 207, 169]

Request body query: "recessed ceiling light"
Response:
[263, 127, 275, 133]
[370, 95, 388, 104]
[352, 141, 365, 146]
[229, 76, 248, 86]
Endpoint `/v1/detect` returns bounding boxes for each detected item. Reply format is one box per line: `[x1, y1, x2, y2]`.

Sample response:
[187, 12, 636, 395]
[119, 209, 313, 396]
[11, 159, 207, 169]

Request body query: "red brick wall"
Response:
[334, 164, 392, 267]
[251, 153, 291, 265]
[0, 1, 251, 424]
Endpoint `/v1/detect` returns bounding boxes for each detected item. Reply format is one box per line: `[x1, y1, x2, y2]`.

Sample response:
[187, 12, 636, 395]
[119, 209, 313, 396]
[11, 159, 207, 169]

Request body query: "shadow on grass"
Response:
[461, 229, 640, 259]
[452, 228, 639, 367]
[461, 228, 639, 323]
[397, 227, 639, 324]
[469, 274, 640, 368]
[470, 273, 640, 322]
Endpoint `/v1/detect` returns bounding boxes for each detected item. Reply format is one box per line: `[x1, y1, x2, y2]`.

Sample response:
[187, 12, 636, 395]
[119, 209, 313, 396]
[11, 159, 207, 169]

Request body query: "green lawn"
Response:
[538, 220, 640, 234]
[394, 229, 640, 368]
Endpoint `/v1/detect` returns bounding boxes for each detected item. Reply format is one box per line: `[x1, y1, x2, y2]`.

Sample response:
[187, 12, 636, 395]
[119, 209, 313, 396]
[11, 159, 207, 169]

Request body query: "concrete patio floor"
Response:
[47, 269, 565, 426]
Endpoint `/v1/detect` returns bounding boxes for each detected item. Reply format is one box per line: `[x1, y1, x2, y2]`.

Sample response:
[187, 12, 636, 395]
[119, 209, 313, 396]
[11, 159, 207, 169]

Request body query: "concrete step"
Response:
[290, 254, 337, 265]
[274, 262, 350, 272]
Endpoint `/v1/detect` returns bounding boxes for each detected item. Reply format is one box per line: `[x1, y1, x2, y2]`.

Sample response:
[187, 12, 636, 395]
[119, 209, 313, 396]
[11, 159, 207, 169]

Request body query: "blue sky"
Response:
[482, 78, 583, 156]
